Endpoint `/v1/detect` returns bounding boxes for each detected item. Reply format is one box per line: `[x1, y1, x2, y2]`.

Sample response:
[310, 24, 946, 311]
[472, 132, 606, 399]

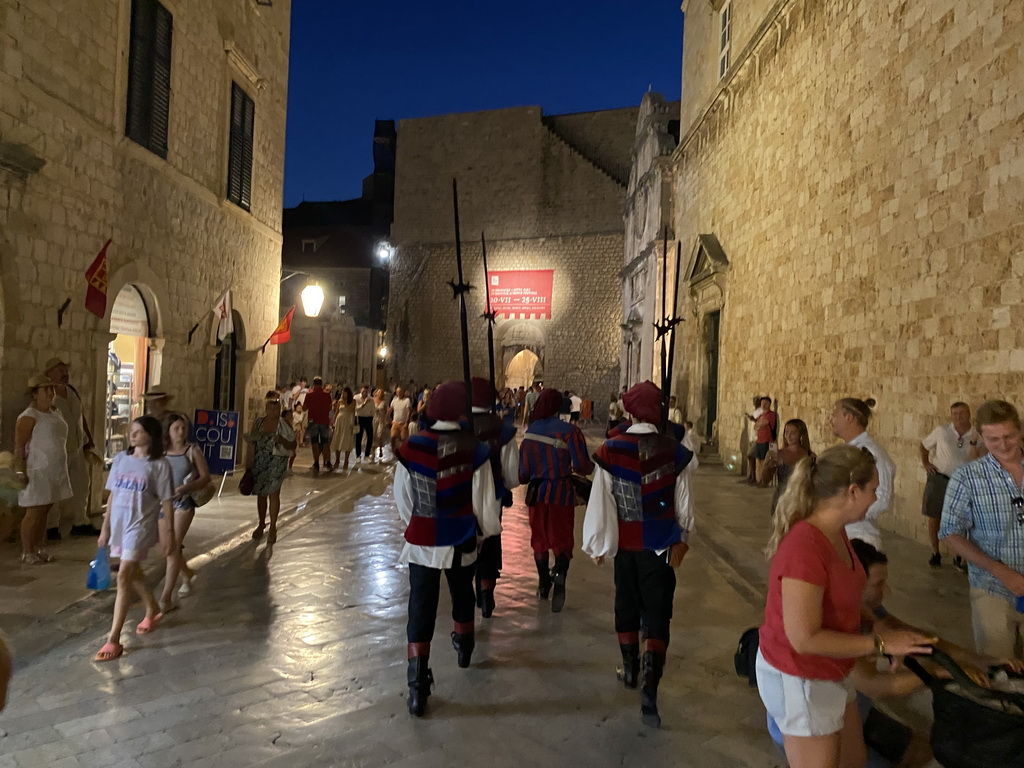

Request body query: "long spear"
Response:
[663, 240, 683, 428]
[480, 232, 498, 412]
[448, 179, 475, 427]
[659, 226, 668, 388]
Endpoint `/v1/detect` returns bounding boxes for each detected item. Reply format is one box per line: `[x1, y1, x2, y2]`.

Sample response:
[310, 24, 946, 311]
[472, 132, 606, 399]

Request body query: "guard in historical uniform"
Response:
[582, 380, 696, 728]
[470, 378, 519, 618]
[519, 387, 594, 612]
[395, 381, 501, 717]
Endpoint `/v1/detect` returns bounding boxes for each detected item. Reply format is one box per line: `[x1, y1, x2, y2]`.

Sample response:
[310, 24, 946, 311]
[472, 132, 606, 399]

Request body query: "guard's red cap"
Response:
[532, 388, 563, 420]
[427, 381, 467, 422]
[471, 377, 494, 408]
[623, 381, 662, 424]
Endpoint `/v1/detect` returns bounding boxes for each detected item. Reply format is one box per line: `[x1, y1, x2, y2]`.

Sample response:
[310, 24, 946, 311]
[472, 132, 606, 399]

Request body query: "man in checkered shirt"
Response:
[940, 399, 1024, 659]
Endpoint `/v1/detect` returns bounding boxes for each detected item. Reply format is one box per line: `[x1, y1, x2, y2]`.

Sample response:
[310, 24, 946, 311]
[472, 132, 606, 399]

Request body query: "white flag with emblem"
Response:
[213, 289, 234, 341]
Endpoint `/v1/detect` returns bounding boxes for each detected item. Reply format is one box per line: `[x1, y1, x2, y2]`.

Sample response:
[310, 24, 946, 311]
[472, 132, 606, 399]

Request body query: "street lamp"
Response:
[378, 345, 388, 359]
[375, 241, 394, 261]
[300, 282, 325, 318]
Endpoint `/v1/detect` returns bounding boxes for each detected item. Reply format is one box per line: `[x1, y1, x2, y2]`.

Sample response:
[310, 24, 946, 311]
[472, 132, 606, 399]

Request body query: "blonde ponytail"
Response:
[765, 445, 877, 558]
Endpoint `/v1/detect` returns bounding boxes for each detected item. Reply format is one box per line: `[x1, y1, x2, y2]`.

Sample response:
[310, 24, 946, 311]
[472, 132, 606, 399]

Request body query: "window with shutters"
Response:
[125, 0, 172, 158]
[227, 82, 255, 211]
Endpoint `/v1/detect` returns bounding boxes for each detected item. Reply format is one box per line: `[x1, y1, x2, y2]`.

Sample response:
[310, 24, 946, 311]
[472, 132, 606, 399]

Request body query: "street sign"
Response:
[193, 409, 239, 475]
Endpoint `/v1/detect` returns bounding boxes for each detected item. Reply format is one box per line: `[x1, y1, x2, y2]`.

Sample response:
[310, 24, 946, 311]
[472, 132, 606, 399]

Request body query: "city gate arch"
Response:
[498, 322, 545, 389]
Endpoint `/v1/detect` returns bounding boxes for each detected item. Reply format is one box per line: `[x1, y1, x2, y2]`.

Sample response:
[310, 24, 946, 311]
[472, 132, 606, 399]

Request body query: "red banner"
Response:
[486, 270, 554, 320]
[269, 306, 295, 345]
[84, 239, 111, 318]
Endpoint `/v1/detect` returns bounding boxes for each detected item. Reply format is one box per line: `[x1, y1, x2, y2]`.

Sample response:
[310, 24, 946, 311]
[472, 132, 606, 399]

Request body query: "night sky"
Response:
[283, 1, 684, 207]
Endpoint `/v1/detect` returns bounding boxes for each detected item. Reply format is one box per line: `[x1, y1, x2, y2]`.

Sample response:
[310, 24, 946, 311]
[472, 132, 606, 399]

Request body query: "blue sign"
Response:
[193, 409, 239, 475]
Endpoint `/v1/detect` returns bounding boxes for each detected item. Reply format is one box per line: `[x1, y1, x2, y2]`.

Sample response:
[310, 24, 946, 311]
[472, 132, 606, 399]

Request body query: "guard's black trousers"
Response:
[407, 554, 477, 643]
[476, 534, 502, 587]
[613, 549, 676, 646]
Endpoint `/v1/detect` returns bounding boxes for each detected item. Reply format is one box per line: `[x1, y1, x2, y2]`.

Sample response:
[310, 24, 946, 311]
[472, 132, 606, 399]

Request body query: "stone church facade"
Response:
[666, 0, 1023, 540]
[0, 0, 290, 466]
[388, 105, 637, 401]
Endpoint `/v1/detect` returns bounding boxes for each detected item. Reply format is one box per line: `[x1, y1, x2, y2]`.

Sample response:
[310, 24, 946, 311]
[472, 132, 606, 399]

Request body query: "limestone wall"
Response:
[673, 0, 1024, 541]
[389, 234, 623, 402]
[0, 0, 290, 447]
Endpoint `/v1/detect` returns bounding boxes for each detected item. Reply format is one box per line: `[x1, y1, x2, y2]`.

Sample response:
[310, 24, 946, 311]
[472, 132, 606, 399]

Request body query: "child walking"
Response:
[163, 413, 210, 601]
[95, 416, 175, 662]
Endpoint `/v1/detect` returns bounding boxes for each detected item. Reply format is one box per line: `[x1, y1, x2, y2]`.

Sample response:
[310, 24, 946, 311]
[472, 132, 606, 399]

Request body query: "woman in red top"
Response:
[757, 445, 934, 768]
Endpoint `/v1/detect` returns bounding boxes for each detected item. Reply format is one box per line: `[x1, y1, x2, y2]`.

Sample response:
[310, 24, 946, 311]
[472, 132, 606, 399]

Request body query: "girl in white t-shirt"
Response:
[95, 415, 175, 662]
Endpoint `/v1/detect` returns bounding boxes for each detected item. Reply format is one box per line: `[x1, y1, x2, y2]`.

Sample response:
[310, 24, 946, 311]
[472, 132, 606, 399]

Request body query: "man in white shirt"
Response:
[354, 385, 375, 462]
[830, 397, 895, 549]
[394, 381, 501, 717]
[582, 380, 697, 729]
[569, 391, 583, 423]
[744, 396, 764, 484]
[921, 401, 979, 568]
[388, 386, 413, 454]
[667, 396, 683, 427]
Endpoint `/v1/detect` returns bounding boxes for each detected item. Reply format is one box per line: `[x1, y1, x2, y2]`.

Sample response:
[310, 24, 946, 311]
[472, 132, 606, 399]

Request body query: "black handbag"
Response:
[733, 626, 760, 688]
[905, 649, 1024, 768]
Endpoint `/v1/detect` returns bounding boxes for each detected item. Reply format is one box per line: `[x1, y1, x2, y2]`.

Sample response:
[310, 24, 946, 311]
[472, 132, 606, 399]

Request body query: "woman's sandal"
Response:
[252, 526, 265, 540]
[136, 613, 164, 635]
[94, 642, 124, 662]
[266, 528, 278, 545]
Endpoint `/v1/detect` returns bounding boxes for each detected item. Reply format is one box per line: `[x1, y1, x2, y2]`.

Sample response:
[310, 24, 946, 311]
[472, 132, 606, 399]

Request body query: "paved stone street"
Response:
[0, 447, 972, 768]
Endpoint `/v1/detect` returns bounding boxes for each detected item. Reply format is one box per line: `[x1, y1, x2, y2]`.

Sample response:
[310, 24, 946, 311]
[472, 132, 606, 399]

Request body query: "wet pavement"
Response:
[0, 441, 972, 767]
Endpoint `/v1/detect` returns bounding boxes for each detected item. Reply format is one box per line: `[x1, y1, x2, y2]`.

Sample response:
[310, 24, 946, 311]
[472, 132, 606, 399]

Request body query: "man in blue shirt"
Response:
[940, 399, 1024, 659]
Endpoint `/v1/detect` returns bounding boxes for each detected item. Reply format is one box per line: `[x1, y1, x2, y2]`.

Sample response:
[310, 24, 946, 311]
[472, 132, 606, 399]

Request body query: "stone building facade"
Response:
[388, 105, 637, 401]
[0, 0, 290, 468]
[621, 93, 680, 389]
[668, 0, 1023, 540]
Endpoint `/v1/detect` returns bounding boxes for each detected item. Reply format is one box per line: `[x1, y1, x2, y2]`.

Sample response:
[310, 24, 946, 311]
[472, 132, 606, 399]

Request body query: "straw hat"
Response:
[25, 374, 53, 395]
[43, 357, 69, 372]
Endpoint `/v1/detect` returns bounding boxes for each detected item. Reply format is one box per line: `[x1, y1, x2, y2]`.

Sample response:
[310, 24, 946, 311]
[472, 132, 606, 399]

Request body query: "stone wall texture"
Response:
[0, 0, 290, 445]
[389, 106, 635, 401]
[672, 0, 1024, 541]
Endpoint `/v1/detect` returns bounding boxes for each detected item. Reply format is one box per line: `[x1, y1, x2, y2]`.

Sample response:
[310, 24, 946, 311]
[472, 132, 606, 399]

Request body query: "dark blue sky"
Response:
[283, 1, 683, 206]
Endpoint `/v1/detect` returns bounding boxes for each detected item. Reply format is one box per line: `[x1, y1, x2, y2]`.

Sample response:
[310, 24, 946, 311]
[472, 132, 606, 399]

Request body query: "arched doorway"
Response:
[505, 349, 540, 390]
[213, 309, 246, 411]
[106, 284, 156, 460]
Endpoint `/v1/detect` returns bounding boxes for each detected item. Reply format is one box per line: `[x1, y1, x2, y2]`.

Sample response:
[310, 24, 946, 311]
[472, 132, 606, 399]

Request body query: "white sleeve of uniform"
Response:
[675, 457, 697, 541]
[501, 441, 520, 490]
[394, 463, 414, 527]
[582, 465, 619, 558]
[473, 463, 502, 538]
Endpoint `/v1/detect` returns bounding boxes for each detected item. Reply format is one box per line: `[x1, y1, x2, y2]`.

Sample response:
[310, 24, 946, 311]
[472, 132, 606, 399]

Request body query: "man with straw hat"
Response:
[143, 388, 174, 422]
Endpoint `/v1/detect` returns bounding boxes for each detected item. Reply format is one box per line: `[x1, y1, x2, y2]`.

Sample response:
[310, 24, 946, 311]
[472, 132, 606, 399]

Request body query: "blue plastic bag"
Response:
[87, 547, 111, 591]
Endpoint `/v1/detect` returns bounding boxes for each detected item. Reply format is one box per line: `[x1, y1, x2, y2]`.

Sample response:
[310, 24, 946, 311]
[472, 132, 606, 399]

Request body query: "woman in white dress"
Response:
[331, 387, 356, 470]
[13, 375, 72, 564]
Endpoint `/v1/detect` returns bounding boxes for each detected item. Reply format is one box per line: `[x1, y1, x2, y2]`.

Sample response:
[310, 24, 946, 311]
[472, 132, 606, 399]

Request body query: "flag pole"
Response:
[448, 179, 475, 426]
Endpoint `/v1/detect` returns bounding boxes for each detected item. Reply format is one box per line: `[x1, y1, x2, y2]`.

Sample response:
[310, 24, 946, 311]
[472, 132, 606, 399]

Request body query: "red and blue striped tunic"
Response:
[518, 417, 594, 507]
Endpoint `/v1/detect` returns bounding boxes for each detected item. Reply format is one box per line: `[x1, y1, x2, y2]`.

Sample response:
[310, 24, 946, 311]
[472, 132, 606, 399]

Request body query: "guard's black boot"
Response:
[406, 644, 433, 717]
[479, 588, 495, 619]
[451, 625, 475, 668]
[535, 557, 552, 599]
[617, 643, 640, 689]
[640, 651, 665, 728]
[550, 554, 570, 613]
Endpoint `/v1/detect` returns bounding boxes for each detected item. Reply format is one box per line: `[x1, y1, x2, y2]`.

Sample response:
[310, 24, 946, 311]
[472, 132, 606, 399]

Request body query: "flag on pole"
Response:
[269, 306, 295, 345]
[84, 239, 111, 318]
[213, 290, 234, 341]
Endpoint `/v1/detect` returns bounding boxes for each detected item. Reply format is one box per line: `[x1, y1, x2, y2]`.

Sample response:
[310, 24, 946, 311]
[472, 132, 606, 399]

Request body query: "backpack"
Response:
[734, 626, 760, 688]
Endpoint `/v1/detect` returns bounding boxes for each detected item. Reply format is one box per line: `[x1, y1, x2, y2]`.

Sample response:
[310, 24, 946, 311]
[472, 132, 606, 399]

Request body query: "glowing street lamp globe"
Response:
[300, 282, 325, 318]
[378, 346, 388, 359]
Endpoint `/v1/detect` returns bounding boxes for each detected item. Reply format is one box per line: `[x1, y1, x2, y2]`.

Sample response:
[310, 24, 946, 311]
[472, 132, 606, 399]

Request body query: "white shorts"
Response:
[755, 649, 855, 737]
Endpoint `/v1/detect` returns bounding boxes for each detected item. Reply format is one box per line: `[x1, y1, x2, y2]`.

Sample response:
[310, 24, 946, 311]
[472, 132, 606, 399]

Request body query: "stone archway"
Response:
[505, 349, 540, 390]
[498, 321, 545, 388]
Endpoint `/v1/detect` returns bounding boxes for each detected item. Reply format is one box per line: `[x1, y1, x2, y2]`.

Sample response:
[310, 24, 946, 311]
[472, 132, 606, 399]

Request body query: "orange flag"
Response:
[84, 239, 111, 318]
[269, 306, 295, 345]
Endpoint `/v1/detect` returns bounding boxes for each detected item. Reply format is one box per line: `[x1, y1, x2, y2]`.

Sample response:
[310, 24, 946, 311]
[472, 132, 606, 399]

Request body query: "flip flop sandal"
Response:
[94, 642, 124, 662]
[136, 613, 164, 635]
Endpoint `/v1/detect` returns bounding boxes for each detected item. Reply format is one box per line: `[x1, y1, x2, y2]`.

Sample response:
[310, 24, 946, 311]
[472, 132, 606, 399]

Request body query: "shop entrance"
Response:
[105, 285, 151, 463]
